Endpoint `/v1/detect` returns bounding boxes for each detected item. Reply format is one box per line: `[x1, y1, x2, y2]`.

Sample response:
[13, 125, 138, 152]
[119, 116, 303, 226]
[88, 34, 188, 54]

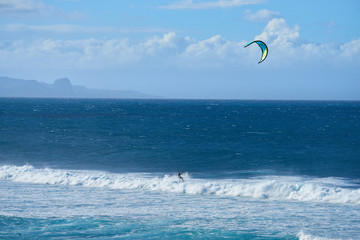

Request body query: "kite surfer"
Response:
[178, 171, 184, 182]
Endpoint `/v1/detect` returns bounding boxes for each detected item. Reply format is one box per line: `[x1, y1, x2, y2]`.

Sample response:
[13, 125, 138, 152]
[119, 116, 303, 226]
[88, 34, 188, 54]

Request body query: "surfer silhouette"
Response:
[178, 171, 184, 182]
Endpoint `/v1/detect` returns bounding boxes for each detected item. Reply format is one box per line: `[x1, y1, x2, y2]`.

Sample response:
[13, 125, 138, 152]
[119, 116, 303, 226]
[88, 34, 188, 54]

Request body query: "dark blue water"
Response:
[1, 98, 359, 179]
[1, 98, 360, 239]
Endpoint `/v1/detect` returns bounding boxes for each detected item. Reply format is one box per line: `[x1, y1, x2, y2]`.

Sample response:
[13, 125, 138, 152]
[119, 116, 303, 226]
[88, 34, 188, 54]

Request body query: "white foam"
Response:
[1, 164, 359, 205]
[297, 231, 342, 240]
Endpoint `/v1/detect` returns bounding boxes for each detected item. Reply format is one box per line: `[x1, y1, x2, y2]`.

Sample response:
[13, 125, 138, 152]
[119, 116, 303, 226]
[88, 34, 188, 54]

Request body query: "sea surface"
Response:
[0, 98, 359, 239]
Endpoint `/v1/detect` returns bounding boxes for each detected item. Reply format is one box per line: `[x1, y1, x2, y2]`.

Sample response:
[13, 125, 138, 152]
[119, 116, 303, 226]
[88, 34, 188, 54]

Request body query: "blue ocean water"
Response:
[0, 98, 359, 239]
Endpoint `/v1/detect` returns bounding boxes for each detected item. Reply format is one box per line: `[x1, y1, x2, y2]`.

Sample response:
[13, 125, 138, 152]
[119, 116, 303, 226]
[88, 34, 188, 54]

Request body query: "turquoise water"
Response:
[1, 99, 359, 239]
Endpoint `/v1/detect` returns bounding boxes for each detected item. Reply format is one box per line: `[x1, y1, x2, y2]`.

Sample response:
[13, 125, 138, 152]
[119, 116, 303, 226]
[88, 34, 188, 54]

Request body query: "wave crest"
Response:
[1, 165, 359, 205]
[297, 231, 342, 240]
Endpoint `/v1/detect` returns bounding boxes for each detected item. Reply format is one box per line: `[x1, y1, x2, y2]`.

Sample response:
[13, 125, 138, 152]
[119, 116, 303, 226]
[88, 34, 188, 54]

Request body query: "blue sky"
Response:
[1, 0, 359, 99]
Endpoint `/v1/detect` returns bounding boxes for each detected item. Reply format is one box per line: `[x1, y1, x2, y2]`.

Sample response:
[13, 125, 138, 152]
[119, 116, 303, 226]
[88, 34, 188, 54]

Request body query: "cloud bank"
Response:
[1, 18, 359, 70]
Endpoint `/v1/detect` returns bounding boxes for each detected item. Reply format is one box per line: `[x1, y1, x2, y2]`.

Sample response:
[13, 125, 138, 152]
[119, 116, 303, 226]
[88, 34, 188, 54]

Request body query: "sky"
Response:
[0, 0, 359, 100]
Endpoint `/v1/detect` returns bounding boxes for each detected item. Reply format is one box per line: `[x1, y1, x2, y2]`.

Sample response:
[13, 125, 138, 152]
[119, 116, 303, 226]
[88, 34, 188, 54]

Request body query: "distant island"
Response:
[0, 77, 157, 99]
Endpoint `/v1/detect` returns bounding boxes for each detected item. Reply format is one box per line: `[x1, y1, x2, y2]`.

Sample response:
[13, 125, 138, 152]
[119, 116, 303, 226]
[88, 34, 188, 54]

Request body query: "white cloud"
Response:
[181, 35, 245, 67]
[141, 32, 181, 55]
[255, 18, 299, 46]
[253, 18, 360, 66]
[244, 9, 280, 22]
[183, 35, 226, 57]
[0, 0, 83, 19]
[0, 0, 52, 14]
[160, 0, 264, 10]
[340, 38, 360, 58]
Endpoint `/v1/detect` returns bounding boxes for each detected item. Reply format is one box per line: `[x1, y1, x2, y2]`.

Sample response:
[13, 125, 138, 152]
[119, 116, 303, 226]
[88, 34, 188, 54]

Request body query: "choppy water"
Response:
[1, 98, 359, 239]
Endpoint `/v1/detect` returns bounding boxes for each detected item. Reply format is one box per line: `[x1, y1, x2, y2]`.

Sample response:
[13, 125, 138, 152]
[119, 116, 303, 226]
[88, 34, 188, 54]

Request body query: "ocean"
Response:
[0, 98, 359, 239]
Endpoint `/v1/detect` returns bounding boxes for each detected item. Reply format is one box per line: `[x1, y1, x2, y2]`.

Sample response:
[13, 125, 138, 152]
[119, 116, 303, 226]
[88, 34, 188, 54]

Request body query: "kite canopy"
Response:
[244, 40, 268, 64]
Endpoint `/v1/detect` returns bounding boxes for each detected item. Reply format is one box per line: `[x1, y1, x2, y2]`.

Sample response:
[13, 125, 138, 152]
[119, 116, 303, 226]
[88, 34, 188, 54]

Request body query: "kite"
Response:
[244, 40, 268, 64]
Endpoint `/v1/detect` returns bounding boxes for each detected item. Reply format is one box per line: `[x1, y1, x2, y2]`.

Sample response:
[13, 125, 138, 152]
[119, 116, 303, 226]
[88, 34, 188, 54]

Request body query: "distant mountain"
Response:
[0, 77, 157, 99]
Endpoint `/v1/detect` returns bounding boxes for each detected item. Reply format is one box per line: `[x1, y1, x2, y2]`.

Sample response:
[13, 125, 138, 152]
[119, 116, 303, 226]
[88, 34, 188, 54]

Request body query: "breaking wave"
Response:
[297, 231, 342, 240]
[1, 165, 359, 205]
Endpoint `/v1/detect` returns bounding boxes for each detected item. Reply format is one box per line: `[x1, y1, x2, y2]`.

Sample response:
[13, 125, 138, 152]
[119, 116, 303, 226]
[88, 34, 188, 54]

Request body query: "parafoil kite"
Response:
[244, 40, 268, 64]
